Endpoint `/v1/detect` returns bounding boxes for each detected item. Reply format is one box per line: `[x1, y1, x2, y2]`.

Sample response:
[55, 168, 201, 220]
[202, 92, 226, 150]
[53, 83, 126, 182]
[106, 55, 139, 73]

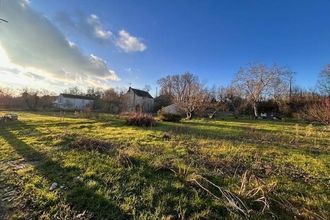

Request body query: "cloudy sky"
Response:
[0, 0, 330, 95]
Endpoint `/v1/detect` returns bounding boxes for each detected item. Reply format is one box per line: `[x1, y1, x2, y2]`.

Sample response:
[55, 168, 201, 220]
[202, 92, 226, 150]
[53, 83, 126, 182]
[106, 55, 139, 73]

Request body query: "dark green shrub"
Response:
[159, 112, 182, 122]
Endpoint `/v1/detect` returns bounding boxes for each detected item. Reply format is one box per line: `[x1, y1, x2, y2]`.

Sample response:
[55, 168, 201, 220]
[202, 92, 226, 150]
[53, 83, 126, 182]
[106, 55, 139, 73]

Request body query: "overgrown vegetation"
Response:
[159, 112, 182, 122]
[301, 97, 330, 125]
[125, 113, 156, 127]
[0, 112, 328, 219]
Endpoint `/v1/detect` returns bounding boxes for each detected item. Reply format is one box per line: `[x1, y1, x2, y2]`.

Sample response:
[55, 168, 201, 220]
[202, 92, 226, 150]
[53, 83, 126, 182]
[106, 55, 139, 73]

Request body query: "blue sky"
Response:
[1, 0, 329, 95]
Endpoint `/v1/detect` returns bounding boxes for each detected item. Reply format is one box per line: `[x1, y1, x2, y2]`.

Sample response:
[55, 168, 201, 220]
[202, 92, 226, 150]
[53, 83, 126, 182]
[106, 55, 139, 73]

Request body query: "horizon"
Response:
[1, 0, 330, 97]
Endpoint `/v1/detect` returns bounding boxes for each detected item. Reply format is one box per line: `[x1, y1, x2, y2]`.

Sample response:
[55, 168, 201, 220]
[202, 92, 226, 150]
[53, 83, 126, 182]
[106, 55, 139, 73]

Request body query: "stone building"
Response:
[125, 87, 154, 113]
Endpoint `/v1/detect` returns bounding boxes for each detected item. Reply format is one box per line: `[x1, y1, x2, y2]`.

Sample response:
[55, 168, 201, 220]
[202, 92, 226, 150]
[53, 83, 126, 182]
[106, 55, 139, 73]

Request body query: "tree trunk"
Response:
[186, 112, 192, 120]
[253, 102, 258, 118]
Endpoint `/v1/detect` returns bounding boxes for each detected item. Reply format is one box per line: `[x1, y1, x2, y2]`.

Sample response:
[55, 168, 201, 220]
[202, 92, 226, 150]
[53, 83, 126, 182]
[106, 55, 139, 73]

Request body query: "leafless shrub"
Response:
[301, 98, 330, 125]
[126, 113, 156, 127]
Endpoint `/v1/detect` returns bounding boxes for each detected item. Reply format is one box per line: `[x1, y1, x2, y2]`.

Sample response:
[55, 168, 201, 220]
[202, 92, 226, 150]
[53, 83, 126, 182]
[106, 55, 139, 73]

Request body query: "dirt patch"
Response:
[281, 164, 317, 185]
[68, 137, 115, 153]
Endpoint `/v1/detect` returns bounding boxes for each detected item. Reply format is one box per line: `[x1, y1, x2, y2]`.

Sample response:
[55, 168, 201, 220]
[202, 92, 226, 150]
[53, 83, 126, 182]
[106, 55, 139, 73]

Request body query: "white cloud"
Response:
[0, 0, 119, 91]
[55, 12, 147, 53]
[116, 30, 147, 53]
[87, 14, 112, 41]
[54, 12, 113, 44]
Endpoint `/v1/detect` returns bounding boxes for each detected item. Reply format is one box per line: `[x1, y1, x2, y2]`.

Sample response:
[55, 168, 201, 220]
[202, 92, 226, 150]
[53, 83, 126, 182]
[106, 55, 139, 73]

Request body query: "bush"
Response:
[126, 113, 156, 127]
[300, 98, 330, 125]
[159, 112, 182, 122]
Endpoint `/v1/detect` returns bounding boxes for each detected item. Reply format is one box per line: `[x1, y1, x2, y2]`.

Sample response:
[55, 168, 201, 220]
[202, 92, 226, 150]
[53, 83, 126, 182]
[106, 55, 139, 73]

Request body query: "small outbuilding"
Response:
[160, 104, 180, 115]
[54, 94, 94, 110]
[125, 87, 154, 113]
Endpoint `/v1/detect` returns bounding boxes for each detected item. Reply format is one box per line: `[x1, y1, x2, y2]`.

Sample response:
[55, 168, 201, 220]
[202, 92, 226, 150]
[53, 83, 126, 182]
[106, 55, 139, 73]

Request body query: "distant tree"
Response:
[0, 87, 14, 108]
[86, 87, 104, 109]
[153, 94, 172, 112]
[86, 87, 103, 98]
[22, 88, 40, 110]
[318, 64, 330, 96]
[158, 72, 211, 119]
[157, 75, 174, 96]
[64, 86, 83, 95]
[217, 86, 246, 116]
[301, 97, 330, 125]
[233, 63, 292, 117]
[39, 89, 56, 110]
[101, 88, 125, 113]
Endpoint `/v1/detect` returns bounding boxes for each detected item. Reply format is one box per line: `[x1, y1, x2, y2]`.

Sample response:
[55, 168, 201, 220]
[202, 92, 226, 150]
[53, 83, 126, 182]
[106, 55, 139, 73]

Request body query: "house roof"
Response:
[60, 93, 95, 100]
[129, 87, 153, 99]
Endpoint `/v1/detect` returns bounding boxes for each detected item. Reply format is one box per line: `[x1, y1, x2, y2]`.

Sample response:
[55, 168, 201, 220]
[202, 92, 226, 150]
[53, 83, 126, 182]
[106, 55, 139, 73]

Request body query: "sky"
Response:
[0, 0, 329, 96]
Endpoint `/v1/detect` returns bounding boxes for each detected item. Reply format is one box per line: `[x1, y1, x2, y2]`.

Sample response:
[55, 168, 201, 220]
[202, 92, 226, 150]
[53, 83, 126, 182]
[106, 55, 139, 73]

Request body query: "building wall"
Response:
[126, 90, 154, 113]
[56, 95, 94, 110]
[161, 104, 179, 115]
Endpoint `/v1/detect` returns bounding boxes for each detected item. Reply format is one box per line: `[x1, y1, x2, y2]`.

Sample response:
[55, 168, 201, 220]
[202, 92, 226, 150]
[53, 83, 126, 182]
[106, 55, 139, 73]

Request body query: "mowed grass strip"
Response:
[0, 112, 329, 219]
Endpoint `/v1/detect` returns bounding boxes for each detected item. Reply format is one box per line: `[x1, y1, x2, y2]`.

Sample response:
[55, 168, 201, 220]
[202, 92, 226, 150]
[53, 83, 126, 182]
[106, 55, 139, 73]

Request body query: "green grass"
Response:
[0, 112, 329, 219]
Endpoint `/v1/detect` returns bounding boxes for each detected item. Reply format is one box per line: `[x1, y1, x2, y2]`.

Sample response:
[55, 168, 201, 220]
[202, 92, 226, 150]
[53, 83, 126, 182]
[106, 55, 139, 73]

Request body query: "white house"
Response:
[54, 94, 94, 110]
[125, 87, 154, 112]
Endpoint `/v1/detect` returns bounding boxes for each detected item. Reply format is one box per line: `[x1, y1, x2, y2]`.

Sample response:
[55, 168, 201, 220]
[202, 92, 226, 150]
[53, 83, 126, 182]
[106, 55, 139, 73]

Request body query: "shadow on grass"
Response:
[0, 121, 227, 219]
[0, 121, 128, 219]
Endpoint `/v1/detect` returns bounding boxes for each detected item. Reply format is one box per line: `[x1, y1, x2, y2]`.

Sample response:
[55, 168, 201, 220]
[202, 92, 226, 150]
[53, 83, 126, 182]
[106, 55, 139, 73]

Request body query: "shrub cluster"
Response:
[126, 113, 156, 127]
[300, 98, 330, 125]
[159, 112, 182, 122]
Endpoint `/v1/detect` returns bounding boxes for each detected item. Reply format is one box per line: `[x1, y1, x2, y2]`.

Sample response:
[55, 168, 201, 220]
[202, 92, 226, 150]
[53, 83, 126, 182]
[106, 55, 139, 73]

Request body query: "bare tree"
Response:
[158, 72, 211, 119]
[101, 88, 119, 112]
[0, 87, 14, 108]
[38, 89, 56, 110]
[301, 97, 330, 125]
[318, 64, 330, 96]
[86, 87, 103, 98]
[64, 86, 83, 95]
[157, 75, 174, 97]
[233, 63, 291, 117]
[22, 88, 40, 110]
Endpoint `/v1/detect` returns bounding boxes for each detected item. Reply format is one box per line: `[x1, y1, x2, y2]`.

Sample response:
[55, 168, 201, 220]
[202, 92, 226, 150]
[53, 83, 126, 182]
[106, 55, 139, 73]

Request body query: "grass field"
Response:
[0, 112, 329, 219]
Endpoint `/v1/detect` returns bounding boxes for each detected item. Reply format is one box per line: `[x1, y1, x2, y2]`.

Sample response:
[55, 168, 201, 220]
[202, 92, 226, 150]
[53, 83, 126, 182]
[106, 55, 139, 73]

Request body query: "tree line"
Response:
[0, 87, 127, 113]
[156, 63, 329, 124]
[0, 63, 329, 124]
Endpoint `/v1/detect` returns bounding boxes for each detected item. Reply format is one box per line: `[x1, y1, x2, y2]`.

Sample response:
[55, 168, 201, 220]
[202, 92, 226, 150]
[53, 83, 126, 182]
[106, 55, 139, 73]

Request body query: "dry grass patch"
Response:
[68, 137, 115, 153]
